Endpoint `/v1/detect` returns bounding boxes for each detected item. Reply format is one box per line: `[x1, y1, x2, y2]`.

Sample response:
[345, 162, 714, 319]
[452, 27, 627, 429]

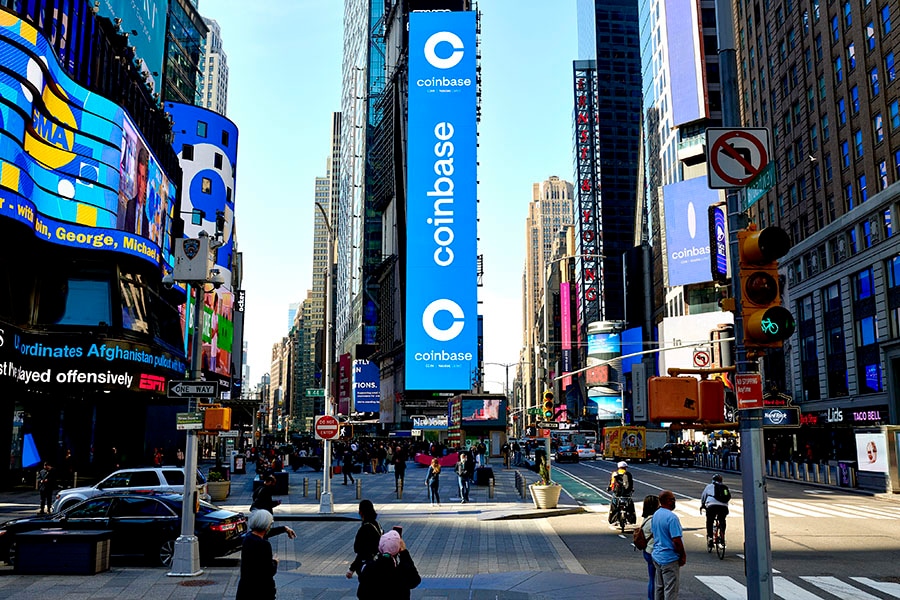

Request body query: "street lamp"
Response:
[315, 201, 335, 514]
[166, 231, 224, 577]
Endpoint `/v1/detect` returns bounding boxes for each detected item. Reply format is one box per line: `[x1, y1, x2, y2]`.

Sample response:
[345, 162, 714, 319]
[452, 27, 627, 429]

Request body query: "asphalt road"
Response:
[549, 458, 900, 598]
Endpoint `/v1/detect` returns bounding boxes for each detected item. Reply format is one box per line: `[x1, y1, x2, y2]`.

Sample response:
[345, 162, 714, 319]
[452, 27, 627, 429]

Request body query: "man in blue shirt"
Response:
[650, 490, 686, 599]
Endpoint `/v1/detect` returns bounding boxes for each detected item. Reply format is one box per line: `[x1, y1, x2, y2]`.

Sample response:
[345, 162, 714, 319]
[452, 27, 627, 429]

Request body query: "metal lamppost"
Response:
[167, 231, 223, 577]
[315, 202, 335, 514]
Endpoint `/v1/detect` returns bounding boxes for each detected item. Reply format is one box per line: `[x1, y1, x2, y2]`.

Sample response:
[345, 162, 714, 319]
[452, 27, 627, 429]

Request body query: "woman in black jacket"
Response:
[357, 530, 421, 600]
[346, 499, 382, 579]
[235, 509, 278, 600]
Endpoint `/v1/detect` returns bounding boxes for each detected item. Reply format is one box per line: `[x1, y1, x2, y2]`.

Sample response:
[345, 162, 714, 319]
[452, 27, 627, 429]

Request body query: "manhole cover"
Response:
[179, 580, 217, 587]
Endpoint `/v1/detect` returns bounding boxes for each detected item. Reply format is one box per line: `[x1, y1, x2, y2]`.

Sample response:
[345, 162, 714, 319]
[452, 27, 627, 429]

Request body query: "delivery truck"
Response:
[602, 426, 669, 462]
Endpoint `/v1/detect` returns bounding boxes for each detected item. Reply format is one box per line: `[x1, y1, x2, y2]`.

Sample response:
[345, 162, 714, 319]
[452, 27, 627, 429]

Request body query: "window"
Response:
[201, 177, 212, 193]
[859, 173, 868, 203]
[835, 56, 843, 83]
[867, 21, 876, 51]
[872, 67, 881, 96]
[120, 273, 149, 334]
[818, 73, 827, 99]
[838, 98, 847, 124]
[844, 2, 852, 27]
[880, 160, 889, 189]
[886, 208, 894, 236]
[811, 124, 819, 150]
[851, 85, 859, 112]
[214, 152, 223, 169]
[823, 113, 831, 140]
[825, 153, 833, 180]
[56, 279, 111, 326]
[846, 182, 855, 209]
[887, 52, 896, 81]
[891, 100, 900, 129]
[197, 121, 208, 137]
[848, 43, 857, 70]
[882, 5, 892, 34]
[875, 113, 885, 143]
[222, 130, 230, 146]
[182, 144, 194, 160]
[816, 34, 824, 61]
[855, 130, 864, 157]
[832, 15, 840, 41]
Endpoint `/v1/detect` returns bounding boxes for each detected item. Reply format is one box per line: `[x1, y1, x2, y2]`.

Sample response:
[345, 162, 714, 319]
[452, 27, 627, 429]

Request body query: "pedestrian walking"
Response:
[639, 494, 660, 600]
[651, 490, 686, 599]
[393, 447, 406, 492]
[346, 499, 383, 580]
[343, 449, 356, 485]
[235, 509, 289, 600]
[455, 452, 470, 503]
[356, 529, 422, 599]
[250, 475, 282, 513]
[425, 458, 441, 506]
[37, 462, 55, 514]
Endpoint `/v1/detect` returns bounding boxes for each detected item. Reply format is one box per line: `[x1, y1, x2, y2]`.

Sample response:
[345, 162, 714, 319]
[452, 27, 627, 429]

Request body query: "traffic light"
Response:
[738, 225, 796, 349]
[542, 391, 555, 420]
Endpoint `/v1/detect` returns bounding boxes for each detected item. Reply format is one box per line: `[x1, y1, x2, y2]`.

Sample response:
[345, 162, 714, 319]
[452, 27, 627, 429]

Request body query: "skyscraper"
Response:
[198, 17, 229, 115]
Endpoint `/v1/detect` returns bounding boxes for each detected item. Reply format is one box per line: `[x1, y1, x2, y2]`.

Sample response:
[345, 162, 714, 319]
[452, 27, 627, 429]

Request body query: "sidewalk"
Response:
[0, 459, 648, 599]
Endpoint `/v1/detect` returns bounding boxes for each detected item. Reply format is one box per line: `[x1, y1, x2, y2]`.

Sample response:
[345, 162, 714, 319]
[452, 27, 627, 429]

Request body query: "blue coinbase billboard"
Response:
[663, 178, 719, 287]
[405, 11, 478, 391]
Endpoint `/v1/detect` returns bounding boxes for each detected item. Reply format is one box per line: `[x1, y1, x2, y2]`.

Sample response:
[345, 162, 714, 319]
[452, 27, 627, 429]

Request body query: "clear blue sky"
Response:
[204, 1, 577, 392]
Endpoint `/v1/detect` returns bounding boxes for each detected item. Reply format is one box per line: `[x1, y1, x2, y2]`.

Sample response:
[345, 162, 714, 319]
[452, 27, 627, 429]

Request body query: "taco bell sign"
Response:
[405, 11, 478, 391]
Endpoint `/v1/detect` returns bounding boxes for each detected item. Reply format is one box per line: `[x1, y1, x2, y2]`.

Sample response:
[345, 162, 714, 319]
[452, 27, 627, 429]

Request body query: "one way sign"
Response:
[167, 380, 219, 399]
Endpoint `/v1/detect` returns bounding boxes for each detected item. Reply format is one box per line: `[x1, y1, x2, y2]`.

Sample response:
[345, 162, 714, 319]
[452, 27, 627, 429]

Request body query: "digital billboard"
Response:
[353, 359, 381, 412]
[405, 11, 478, 391]
[665, 0, 707, 126]
[461, 397, 506, 427]
[0, 15, 175, 268]
[663, 177, 719, 287]
[99, 0, 167, 94]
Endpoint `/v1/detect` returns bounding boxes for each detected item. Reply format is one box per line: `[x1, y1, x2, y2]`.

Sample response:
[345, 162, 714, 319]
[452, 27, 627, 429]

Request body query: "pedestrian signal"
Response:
[737, 225, 796, 350]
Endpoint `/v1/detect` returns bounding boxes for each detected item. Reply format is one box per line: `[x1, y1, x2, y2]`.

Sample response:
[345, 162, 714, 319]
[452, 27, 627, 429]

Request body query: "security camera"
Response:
[209, 270, 225, 289]
[162, 273, 175, 289]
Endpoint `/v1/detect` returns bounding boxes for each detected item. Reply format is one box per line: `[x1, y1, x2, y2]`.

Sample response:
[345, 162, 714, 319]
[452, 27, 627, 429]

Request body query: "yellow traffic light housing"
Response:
[542, 391, 554, 420]
[738, 225, 796, 349]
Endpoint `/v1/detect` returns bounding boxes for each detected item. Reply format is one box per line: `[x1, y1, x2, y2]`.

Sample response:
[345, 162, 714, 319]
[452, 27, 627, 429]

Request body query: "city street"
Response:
[0, 459, 898, 598]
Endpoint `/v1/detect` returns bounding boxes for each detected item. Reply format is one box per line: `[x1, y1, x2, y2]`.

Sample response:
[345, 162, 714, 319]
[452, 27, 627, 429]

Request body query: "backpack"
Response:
[633, 516, 651, 550]
[713, 482, 731, 503]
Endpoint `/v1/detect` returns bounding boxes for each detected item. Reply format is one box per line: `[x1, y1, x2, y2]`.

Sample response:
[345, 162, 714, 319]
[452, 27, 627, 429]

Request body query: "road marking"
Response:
[773, 577, 828, 599]
[850, 577, 900, 597]
[767, 499, 835, 518]
[831, 503, 898, 519]
[801, 576, 881, 599]
[697, 575, 746, 599]
[784, 501, 865, 519]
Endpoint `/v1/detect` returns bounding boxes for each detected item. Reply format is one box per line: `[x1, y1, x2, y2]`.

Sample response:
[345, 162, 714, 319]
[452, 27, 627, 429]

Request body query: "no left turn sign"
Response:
[706, 128, 770, 188]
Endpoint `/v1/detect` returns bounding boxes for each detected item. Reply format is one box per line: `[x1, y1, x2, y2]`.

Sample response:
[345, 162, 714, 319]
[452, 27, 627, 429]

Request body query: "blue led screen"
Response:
[405, 11, 478, 391]
[663, 178, 718, 287]
[0, 15, 175, 268]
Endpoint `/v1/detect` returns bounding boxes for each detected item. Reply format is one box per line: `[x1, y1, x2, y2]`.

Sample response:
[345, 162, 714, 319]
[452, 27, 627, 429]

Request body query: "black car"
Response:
[554, 445, 580, 464]
[0, 492, 247, 567]
[657, 443, 695, 467]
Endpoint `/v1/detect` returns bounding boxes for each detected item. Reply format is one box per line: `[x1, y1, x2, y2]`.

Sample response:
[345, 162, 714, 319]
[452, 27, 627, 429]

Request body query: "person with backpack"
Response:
[700, 473, 731, 548]
[633, 495, 660, 600]
[607, 461, 635, 524]
[356, 529, 421, 599]
[250, 475, 282, 513]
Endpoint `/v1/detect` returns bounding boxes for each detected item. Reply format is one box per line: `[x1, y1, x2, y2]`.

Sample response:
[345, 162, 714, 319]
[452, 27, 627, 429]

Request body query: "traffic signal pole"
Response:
[717, 0, 774, 596]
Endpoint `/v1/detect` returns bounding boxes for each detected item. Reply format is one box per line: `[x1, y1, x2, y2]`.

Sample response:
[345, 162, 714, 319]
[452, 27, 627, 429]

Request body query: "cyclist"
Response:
[607, 461, 636, 524]
[700, 474, 730, 548]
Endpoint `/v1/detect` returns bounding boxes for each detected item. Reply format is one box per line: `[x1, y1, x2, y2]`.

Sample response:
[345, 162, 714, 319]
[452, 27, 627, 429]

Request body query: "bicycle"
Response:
[610, 494, 634, 533]
[702, 507, 726, 559]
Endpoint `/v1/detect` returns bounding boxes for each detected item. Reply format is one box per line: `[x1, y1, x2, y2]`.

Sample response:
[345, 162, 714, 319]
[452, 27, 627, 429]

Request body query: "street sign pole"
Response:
[168, 282, 205, 577]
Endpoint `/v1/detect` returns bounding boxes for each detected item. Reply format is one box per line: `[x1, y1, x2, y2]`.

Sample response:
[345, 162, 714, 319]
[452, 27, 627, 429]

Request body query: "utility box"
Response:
[648, 376, 699, 421]
[174, 236, 215, 281]
[698, 379, 726, 422]
[204, 407, 232, 431]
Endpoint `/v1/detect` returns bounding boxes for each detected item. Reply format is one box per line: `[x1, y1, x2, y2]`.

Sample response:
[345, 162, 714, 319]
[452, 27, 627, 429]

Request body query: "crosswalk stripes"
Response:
[674, 498, 900, 521]
[696, 574, 900, 599]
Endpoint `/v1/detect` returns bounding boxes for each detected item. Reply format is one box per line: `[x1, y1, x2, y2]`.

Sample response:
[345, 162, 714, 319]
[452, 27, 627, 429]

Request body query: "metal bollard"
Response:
[356, 479, 362, 500]
[489, 477, 495, 499]
[520, 473, 527, 498]
[765, 460, 771, 476]
[315, 479, 321, 500]
[813, 463, 820, 483]
[397, 479, 403, 500]
[303, 477, 309, 497]
[802, 463, 810, 481]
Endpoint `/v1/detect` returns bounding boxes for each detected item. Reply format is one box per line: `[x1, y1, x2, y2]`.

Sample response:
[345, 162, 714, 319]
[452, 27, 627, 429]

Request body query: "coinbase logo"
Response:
[422, 299, 465, 341]
[424, 31, 464, 69]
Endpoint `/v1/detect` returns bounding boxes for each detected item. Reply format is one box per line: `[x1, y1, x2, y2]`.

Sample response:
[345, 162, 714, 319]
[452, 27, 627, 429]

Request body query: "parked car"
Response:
[0, 492, 246, 567]
[52, 467, 209, 513]
[554, 445, 580, 463]
[657, 443, 695, 467]
[576, 445, 597, 460]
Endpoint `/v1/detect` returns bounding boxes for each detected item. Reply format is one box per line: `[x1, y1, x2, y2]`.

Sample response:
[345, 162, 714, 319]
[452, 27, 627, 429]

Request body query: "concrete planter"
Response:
[207, 480, 231, 503]
[529, 483, 562, 509]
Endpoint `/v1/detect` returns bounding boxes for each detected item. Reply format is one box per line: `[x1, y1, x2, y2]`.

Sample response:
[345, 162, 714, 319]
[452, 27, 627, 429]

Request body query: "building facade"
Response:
[198, 17, 229, 115]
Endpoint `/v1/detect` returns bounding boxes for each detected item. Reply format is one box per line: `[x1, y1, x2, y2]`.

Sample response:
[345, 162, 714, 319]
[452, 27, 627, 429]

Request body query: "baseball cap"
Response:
[617, 461, 627, 469]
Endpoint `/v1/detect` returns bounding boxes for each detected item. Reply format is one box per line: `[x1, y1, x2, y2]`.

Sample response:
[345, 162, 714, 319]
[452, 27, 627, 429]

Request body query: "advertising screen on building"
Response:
[353, 359, 381, 413]
[405, 11, 478, 391]
[461, 397, 506, 427]
[663, 178, 719, 287]
[0, 16, 175, 269]
[665, 0, 707, 126]
[99, 0, 167, 94]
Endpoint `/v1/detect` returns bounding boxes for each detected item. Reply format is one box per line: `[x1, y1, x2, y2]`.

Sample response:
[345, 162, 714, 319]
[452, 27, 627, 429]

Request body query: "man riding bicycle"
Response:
[607, 461, 636, 524]
[700, 473, 730, 547]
